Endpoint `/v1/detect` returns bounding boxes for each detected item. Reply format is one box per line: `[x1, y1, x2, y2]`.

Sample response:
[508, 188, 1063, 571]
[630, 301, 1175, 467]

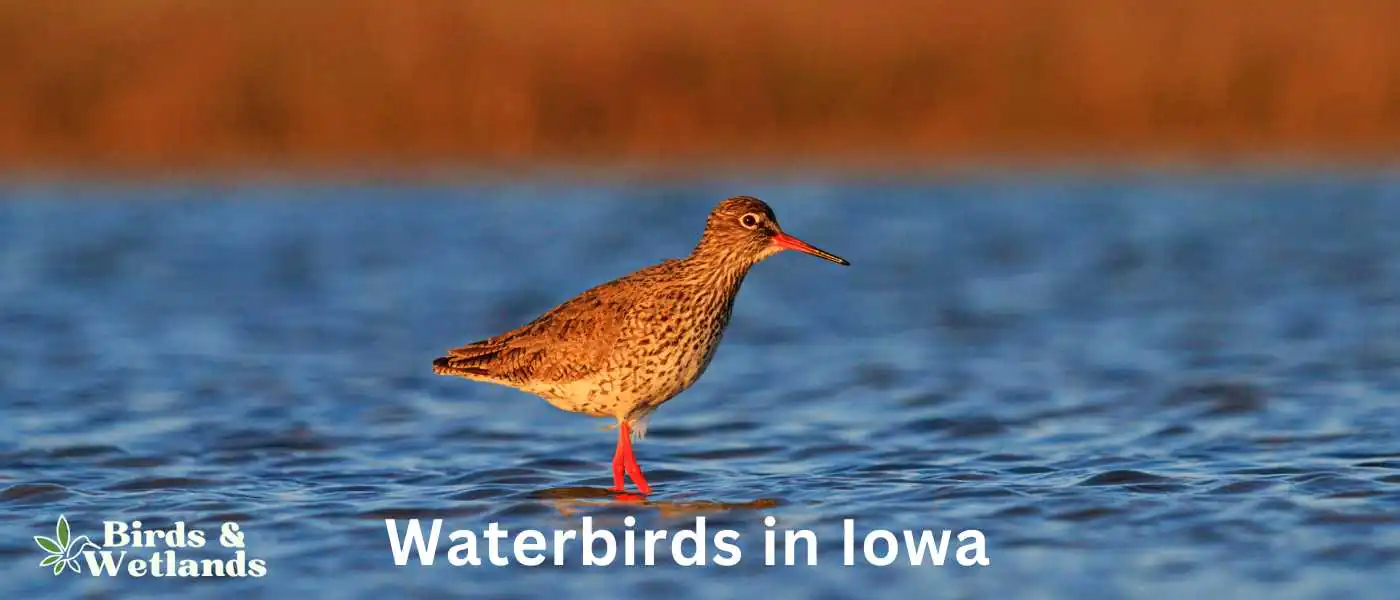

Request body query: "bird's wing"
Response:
[433, 280, 640, 385]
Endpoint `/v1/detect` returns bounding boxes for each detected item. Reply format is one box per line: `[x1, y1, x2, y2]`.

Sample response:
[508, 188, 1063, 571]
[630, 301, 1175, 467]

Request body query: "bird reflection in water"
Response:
[529, 486, 782, 516]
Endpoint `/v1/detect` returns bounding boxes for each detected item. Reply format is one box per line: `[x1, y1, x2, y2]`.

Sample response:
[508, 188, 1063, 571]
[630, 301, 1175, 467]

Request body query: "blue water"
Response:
[2, 174, 1399, 599]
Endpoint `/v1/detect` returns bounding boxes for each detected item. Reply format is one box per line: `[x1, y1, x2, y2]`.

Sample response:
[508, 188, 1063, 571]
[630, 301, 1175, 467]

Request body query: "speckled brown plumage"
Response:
[432, 196, 848, 494]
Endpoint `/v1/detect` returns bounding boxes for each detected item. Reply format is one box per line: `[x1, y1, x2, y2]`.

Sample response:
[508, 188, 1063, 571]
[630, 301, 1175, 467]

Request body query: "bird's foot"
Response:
[609, 492, 648, 504]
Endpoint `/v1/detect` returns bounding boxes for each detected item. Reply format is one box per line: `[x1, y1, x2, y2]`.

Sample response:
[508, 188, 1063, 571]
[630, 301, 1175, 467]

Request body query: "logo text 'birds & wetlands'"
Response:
[34, 515, 268, 578]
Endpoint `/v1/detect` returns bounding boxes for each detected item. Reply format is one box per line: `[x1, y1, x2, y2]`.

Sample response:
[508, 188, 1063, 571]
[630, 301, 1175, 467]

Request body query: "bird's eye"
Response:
[739, 213, 760, 229]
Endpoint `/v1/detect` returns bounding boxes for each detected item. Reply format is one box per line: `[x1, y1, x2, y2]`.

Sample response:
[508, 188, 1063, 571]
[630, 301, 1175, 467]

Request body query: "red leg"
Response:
[609, 429, 626, 492]
[617, 422, 652, 496]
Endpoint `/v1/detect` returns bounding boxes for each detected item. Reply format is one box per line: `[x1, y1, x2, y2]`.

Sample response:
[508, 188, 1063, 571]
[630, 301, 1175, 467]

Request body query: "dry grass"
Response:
[2, 0, 1400, 169]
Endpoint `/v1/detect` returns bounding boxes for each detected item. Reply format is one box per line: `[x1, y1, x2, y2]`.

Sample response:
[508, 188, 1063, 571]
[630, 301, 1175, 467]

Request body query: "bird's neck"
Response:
[683, 243, 756, 292]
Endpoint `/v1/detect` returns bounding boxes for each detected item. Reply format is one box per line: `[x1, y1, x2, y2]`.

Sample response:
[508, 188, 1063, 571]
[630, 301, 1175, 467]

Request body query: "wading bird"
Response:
[433, 196, 848, 495]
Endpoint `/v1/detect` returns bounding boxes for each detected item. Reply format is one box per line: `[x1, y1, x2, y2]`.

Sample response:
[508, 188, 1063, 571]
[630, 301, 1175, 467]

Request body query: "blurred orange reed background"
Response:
[2, 0, 1399, 170]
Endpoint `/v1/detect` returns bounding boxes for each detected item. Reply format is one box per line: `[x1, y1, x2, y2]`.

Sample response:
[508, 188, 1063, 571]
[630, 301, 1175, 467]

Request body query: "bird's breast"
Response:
[617, 286, 737, 398]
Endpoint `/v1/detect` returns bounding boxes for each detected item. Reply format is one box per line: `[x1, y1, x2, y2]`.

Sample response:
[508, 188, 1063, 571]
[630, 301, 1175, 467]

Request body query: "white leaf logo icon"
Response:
[35, 515, 100, 575]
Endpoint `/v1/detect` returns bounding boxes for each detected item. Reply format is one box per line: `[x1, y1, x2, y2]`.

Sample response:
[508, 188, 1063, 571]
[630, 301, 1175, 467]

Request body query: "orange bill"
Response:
[772, 232, 849, 266]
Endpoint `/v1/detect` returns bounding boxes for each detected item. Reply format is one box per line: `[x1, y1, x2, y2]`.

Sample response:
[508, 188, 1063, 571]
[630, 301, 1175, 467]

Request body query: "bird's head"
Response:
[695, 196, 849, 267]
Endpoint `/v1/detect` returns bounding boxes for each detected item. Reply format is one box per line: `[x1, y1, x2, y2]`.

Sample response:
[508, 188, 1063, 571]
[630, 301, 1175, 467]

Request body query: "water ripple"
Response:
[2, 180, 1400, 599]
